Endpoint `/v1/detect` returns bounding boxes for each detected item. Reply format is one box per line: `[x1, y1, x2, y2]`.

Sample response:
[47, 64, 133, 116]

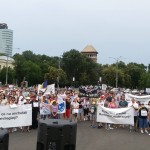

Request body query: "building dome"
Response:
[0, 56, 14, 69]
[81, 45, 98, 54]
[81, 45, 98, 63]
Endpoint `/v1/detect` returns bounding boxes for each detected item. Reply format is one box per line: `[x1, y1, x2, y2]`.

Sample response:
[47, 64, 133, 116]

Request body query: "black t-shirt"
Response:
[139, 107, 148, 119]
[78, 101, 83, 109]
[90, 105, 96, 115]
[66, 99, 71, 109]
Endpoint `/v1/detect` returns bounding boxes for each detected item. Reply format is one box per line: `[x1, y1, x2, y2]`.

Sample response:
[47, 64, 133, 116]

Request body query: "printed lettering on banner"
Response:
[0, 104, 32, 128]
[97, 106, 134, 125]
[141, 110, 147, 116]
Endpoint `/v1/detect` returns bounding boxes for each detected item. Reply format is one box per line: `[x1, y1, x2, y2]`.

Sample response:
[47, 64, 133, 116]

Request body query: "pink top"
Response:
[108, 102, 117, 108]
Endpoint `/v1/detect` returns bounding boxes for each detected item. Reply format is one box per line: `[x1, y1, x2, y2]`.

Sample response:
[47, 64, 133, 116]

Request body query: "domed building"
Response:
[0, 56, 14, 69]
[81, 45, 98, 63]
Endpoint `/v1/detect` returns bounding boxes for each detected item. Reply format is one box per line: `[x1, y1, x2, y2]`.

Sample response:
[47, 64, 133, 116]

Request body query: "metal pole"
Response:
[109, 56, 122, 88]
[58, 57, 61, 89]
[116, 60, 118, 88]
[6, 55, 8, 85]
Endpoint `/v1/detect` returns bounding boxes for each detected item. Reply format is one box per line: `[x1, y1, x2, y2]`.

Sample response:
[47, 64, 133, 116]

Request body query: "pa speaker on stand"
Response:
[36, 119, 77, 150]
[0, 128, 9, 150]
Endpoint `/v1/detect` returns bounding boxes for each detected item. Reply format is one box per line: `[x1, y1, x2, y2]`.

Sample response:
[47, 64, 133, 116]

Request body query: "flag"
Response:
[43, 80, 48, 88]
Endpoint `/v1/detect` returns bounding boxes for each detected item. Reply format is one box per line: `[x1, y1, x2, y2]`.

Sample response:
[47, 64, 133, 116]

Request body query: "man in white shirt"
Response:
[128, 98, 139, 131]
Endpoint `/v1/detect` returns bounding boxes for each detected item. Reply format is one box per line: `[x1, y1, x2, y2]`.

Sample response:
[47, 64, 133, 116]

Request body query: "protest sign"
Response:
[40, 103, 51, 115]
[97, 106, 134, 125]
[40, 100, 66, 115]
[58, 101, 66, 114]
[0, 104, 32, 128]
[44, 84, 55, 95]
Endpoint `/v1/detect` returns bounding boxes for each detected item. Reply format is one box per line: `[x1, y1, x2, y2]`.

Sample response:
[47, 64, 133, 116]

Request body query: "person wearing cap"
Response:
[138, 103, 149, 134]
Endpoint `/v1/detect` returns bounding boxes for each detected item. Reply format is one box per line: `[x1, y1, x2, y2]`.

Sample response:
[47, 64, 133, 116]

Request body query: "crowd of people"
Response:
[0, 86, 150, 135]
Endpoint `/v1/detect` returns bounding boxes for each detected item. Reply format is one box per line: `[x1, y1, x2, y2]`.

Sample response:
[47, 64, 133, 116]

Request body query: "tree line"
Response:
[0, 49, 150, 89]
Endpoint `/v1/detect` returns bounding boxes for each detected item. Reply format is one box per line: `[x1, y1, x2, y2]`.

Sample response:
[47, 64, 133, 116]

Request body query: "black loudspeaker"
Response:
[0, 128, 9, 150]
[36, 119, 77, 150]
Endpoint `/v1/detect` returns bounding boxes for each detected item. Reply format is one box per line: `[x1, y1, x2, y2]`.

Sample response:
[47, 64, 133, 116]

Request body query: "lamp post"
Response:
[109, 56, 122, 88]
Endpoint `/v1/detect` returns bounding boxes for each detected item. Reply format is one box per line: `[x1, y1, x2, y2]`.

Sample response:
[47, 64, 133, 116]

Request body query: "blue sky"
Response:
[0, 0, 150, 65]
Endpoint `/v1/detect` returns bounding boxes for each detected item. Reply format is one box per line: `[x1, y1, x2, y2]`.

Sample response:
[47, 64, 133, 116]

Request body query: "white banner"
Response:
[0, 104, 32, 128]
[125, 93, 150, 105]
[44, 84, 55, 95]
[97, 106, 134, 125]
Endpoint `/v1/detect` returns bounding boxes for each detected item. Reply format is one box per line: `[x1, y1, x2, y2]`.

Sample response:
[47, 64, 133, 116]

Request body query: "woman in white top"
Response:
[83, 97, 90, 121]
[0, 93, 8, 106]
[71, 97, 79, 122]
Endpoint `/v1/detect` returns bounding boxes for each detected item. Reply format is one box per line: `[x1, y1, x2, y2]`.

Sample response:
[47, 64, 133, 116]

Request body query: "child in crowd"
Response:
[51, 101, 58, 119]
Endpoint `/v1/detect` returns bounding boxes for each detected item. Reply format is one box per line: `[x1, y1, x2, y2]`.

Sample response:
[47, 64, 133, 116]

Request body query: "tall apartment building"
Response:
[0, 23, 13, 56]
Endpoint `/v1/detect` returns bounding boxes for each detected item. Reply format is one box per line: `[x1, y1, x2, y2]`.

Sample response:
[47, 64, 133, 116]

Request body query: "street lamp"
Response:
[109, 56, 122, 88]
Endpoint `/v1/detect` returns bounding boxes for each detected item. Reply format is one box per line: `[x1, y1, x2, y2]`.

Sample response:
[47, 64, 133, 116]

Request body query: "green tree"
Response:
[126, 63, 146, 89]
[0, 67, 15, 84]
[21, 61, 42, 86]
[44, 66, 67, 86]
[139, 72, 150, 88]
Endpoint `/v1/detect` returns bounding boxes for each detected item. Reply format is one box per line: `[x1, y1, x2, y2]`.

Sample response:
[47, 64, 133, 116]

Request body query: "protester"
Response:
[107, 98, 117, 130]
[108, 98, 117, 108]
[22, 97, 31, 132]
[51, 101, 58, 119]
[138, 103, 149, 134]
[128, 98, 139, 132]
[105, 92, 113, 103]
[77, 97, 83, 121]
[40, 95, 49, 119]
[118, 94, 128, 108]
[89, 100, 97, 128]
[83, 97, 90, 121]
[97, 95, 105, 129]
[147, 101, 150, 131]
[71, 97, 79, 122]
[63, 93, 71, 120]
[0, 93, 7, 105]
[8, 96, 18, 133]
[30, 95, 39, 129]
